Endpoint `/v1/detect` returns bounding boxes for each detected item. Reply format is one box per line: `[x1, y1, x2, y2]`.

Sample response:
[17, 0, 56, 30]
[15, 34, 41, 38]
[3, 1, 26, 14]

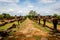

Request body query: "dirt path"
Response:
[13, 18, 49, 40]
[17, 18, 48, 37]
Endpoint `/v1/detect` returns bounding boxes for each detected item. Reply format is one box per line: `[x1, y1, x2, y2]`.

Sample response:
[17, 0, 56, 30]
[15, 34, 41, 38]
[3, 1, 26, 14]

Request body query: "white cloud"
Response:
[9, 9, 14, 11]
[0, 0, 19, 2]
[27, 3, 34, 8]
[41, 0, 56, 3]
[17, 10, 23, 13]
[0, 0, 60, 16]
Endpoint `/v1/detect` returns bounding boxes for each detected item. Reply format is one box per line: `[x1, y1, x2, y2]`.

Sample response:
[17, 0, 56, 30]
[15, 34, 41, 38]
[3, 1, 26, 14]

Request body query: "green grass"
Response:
[0, 21, 18, 31]
[40, 20, 60, 30]
[19, 19, 27, 30]
[0, 22, 4, 24]
[33, 21, 50, 33]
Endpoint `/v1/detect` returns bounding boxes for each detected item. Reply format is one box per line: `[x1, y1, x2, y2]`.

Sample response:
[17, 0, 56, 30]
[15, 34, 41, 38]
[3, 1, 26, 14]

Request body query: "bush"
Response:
[0, 14, 3, 19]
[2, 13, 11, 19]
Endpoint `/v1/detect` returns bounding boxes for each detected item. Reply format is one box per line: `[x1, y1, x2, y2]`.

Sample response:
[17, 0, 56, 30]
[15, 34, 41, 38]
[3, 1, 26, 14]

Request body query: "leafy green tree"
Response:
[28, 10, 38, 19]
[29, 10, 37, 16]
[2, 13, 11, 18]
[0, 14, 3, 19]
[58, 15, 60, 19]
[53, 13, 58, 17]
[53, 13, 60, 19]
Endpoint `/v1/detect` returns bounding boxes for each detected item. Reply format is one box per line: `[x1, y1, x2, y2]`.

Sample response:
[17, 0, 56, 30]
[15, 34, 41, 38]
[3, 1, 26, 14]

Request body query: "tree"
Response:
[0, 14, 3, 19]
[53, 13, 58, 17]
[2, 13, 11, 18]
[53, 13, 60, 19]
[28, 10, 37, 16]
[58, 15, 60, 19]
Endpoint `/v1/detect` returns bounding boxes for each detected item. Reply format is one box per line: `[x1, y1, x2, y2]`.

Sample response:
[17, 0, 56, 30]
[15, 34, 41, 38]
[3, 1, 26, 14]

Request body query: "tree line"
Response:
[0, 13, 14, 19]
[27, 10, 60, 20]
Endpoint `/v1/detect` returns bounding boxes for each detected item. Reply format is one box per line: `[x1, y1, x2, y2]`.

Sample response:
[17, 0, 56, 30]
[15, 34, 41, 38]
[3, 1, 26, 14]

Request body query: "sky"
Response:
[0, 0, 60, 16]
